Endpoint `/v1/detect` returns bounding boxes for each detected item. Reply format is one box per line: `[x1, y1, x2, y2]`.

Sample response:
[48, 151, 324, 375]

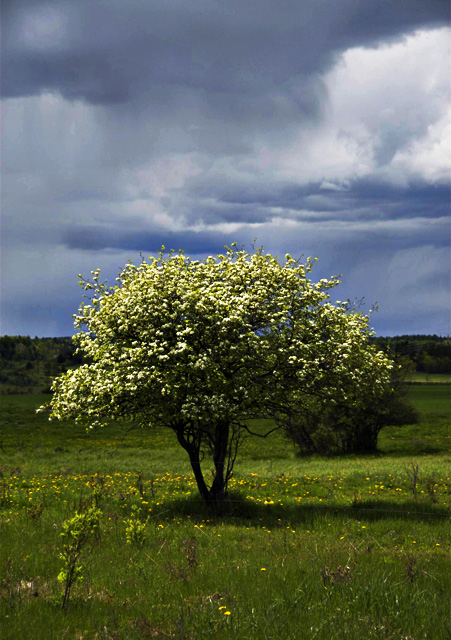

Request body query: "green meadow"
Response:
[1, 385, 450, 640]
[406, 372, 451, 384]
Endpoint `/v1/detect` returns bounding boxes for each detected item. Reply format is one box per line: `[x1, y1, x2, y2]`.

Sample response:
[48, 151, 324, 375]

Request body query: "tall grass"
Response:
[0, 386, 450, 639]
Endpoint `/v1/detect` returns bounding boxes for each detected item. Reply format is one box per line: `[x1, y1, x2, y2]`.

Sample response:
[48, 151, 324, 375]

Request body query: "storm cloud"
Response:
[1, 0, 450, 336]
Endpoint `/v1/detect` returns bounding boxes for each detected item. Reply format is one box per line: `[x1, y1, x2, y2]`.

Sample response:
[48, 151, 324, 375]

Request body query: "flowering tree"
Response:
[44, 245, 393, 501]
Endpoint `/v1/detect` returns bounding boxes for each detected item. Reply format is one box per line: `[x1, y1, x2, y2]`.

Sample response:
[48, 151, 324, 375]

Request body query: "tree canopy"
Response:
[44, 245, 394, 501]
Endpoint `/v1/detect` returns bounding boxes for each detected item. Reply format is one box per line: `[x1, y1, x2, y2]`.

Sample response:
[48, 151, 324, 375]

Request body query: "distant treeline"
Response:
[0, 336, 80, 394]
[0, 334, 449, 394]
[370, 335, 450, 374]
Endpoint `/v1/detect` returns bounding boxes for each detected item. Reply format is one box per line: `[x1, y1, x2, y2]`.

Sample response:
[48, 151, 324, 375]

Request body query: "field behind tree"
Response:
[0, 385, 450, 640]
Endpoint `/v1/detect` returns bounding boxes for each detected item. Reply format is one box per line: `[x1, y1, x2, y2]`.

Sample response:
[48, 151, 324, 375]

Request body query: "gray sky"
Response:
[2, 0, 450, 336]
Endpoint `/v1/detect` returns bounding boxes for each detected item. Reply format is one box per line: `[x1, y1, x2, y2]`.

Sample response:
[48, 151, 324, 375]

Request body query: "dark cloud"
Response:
[1, 1, 449, 337]
[181, 180, 451, 229]
[63, 225, 235, 255]
[2, 0, 448, 105]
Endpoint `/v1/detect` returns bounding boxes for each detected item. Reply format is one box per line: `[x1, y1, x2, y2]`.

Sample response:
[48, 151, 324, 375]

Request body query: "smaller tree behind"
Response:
[284, 354, 418, 455]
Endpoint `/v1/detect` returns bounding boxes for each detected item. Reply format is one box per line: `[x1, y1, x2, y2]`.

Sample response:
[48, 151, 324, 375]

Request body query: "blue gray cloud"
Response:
[2, 0, 448, 103]
[1, 1, 450, 336]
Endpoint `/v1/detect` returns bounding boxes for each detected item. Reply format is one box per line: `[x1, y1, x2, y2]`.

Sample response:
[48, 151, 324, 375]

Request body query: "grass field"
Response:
[406, 372, 451, 384]
[0, 386, 450, 640]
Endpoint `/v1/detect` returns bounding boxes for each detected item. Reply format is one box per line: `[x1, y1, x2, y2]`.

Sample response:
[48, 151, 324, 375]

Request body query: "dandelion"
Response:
[261, 567, 266, 571]
[224, 611, 231, 616]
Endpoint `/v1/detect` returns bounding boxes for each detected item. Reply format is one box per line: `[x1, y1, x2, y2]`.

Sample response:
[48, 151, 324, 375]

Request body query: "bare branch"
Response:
[242, 424, 282, 438]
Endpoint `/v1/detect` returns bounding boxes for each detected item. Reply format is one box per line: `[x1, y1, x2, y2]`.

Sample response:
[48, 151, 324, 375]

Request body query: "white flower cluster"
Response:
[45, 246, 394, 432]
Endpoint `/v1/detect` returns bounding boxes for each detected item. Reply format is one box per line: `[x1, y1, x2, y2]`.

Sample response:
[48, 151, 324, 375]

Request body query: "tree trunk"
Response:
[174, 421, 231, 503]
[175, 429, 209, 501]
[189, 451, 210, 501]
[208, 421, 230, 501]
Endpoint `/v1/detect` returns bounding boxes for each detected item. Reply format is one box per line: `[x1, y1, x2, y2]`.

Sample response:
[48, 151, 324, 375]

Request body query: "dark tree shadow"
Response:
[148, 492, 450, 528]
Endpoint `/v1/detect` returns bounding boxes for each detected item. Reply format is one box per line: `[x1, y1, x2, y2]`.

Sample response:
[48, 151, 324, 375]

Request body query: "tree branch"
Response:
[242, 423, 281, 438]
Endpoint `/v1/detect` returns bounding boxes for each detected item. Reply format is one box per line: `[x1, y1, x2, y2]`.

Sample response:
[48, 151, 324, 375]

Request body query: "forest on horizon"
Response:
[1, 334, 449, 395]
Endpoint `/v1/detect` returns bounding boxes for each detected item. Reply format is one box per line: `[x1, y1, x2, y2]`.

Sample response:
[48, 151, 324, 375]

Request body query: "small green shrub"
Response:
[124, 505, 148, 547]
[58, 506, 101, 609]
[89, 473, 106, 507]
